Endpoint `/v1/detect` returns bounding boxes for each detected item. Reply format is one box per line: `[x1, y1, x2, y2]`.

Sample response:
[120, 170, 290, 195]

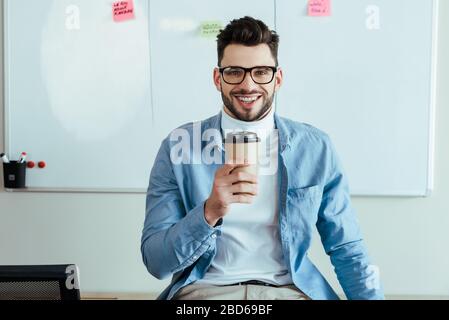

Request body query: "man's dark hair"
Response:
[217, 16, 279, 67]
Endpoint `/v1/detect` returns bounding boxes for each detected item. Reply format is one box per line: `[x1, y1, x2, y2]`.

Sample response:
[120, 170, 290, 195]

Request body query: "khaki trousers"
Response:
[173, 283, 310, 300]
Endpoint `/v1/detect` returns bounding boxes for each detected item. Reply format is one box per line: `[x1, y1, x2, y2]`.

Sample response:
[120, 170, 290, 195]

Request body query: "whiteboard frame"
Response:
[425, 0, 439, 197]
[274, 0, 439, 198]
[2, 0, 439, 195]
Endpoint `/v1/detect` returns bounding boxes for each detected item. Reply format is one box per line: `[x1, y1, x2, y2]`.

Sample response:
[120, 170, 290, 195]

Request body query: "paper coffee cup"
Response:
[224, 131, 260, 176]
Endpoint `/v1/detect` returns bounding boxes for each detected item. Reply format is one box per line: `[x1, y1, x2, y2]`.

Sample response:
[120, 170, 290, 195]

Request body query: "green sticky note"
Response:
[200, 21, 223, 38]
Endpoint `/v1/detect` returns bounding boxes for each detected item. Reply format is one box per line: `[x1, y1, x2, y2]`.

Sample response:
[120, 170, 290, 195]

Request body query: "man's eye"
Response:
[226, 70, 243, 76]
[254, 69, 269, 76]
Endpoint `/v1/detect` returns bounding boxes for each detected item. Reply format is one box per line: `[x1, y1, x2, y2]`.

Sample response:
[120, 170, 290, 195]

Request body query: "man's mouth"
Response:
[233, 94, 262, 108]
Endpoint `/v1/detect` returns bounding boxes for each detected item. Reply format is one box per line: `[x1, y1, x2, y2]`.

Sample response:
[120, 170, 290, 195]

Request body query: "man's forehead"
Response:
[221, 44, 275, 67]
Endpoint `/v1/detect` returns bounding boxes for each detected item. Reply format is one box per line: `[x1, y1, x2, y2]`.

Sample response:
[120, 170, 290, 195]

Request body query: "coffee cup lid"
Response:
[223, 131, 260, 143]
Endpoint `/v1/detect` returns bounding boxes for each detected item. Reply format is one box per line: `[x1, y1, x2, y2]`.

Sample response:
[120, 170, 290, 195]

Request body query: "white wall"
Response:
[1, 1, 448, 298]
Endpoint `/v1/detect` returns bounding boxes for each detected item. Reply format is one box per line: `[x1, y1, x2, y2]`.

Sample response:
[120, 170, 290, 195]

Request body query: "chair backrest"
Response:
[0, 264, 80, 300]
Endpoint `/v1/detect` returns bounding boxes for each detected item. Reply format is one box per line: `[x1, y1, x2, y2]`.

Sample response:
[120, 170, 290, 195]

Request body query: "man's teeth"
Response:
[237, 96, 260, 102]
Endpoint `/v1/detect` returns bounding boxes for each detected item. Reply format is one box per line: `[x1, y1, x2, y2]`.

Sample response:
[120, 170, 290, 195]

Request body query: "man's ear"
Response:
[274, 68, 283, 92]
[213, 68, 222, 92]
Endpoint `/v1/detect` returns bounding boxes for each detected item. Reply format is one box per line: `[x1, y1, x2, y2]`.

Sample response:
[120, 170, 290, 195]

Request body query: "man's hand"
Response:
[204, 164, 258, 226]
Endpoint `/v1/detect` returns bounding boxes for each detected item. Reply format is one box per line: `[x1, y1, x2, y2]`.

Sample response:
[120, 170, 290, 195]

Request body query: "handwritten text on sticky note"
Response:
[308, 0, 331, 17]
[113, 0, 135, 22]
[200, 21, 223, 38]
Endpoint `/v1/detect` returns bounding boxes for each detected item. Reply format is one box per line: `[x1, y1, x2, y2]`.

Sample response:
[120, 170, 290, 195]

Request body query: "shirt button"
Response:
[193, 256, 198, 260]
[211, 234, 217, 239]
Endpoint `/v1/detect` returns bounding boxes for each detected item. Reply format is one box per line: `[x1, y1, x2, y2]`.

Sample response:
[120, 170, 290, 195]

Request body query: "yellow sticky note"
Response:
[200, 21, 223, 38]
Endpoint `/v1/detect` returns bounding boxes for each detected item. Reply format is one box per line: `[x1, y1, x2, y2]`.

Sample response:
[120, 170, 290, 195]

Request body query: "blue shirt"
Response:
[141, 111, 384, 300]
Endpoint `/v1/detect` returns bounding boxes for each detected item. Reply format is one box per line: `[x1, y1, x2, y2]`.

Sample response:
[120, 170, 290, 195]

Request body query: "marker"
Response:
[18, 152, 27, 163]
[1, 152, 10, 163]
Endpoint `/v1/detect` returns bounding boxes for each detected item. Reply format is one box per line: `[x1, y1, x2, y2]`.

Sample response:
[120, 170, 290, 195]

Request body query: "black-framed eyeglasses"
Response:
[219, 66, 278, 85]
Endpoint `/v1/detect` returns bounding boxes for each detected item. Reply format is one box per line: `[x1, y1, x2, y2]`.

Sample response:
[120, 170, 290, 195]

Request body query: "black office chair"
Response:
[0, 264, 80, 300]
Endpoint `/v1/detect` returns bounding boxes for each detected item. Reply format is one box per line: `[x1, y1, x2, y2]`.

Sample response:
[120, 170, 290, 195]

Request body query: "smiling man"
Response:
[141, 16, 384, 300]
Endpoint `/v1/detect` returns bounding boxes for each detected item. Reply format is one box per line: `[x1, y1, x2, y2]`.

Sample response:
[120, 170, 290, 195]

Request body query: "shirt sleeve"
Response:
[316, 136, 385, 300]
[140, 137, 221, 280]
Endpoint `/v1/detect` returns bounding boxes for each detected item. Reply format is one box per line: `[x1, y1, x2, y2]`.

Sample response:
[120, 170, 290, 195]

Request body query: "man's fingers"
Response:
[217, 171, 258, 186]
[229, 171, 258, 184]
[217, 163, 251, 177]
[217, 163, 245, 176]
[230, 194, 255, 204]
[229, 182, 258, 196]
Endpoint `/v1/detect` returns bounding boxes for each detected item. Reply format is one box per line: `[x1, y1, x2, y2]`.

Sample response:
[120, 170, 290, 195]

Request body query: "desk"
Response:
[82, 292, 158, 300]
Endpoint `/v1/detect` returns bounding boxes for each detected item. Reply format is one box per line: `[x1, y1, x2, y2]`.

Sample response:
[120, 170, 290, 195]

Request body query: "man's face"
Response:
[214, 44, 283, 122]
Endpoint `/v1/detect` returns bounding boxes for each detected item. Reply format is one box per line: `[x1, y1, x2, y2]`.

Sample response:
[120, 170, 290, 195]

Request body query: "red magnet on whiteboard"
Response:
[38, 161, 46, 169]
[27, 161, 35, 169]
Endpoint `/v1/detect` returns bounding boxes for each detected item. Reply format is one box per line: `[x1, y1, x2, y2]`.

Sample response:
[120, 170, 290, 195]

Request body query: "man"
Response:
[141, 16, 384, 300]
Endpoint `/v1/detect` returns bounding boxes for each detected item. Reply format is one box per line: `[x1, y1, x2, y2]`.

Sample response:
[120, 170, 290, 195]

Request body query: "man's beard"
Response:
[221, 91, 275, 122]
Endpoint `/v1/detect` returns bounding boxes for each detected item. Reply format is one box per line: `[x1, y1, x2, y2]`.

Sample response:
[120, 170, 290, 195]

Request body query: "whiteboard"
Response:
[4, 0, 437, 195]
[4, 0, 153, 192]
[3, 0, 274, 192]
[276, 0, 437, 196]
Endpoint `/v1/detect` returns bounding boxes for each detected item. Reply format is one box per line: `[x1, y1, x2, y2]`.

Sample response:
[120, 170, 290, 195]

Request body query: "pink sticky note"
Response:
[308, 0, 331, 17]
[113, 0, 135, 22]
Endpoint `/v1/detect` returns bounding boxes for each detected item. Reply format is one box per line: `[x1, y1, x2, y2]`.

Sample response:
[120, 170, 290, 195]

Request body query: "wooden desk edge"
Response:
[81, 292, 158, 300]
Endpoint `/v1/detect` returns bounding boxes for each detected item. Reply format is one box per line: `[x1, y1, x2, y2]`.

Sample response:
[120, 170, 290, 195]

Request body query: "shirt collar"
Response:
[221, 106, 275, 131]
[207, 107, 291, 153]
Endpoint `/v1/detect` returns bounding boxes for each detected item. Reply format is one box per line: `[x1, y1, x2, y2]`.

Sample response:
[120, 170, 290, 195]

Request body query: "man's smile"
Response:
[233, 94, 263, 109]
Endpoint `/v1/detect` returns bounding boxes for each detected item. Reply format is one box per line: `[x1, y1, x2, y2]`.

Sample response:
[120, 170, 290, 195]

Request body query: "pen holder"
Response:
[2, 161, 27, 189]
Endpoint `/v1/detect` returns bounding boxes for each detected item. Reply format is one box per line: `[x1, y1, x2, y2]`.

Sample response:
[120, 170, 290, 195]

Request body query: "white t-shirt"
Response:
[197, 107, 292, 286]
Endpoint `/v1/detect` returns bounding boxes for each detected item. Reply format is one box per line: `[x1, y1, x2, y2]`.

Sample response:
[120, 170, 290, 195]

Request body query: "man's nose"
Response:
[238, 71, 258, 90]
